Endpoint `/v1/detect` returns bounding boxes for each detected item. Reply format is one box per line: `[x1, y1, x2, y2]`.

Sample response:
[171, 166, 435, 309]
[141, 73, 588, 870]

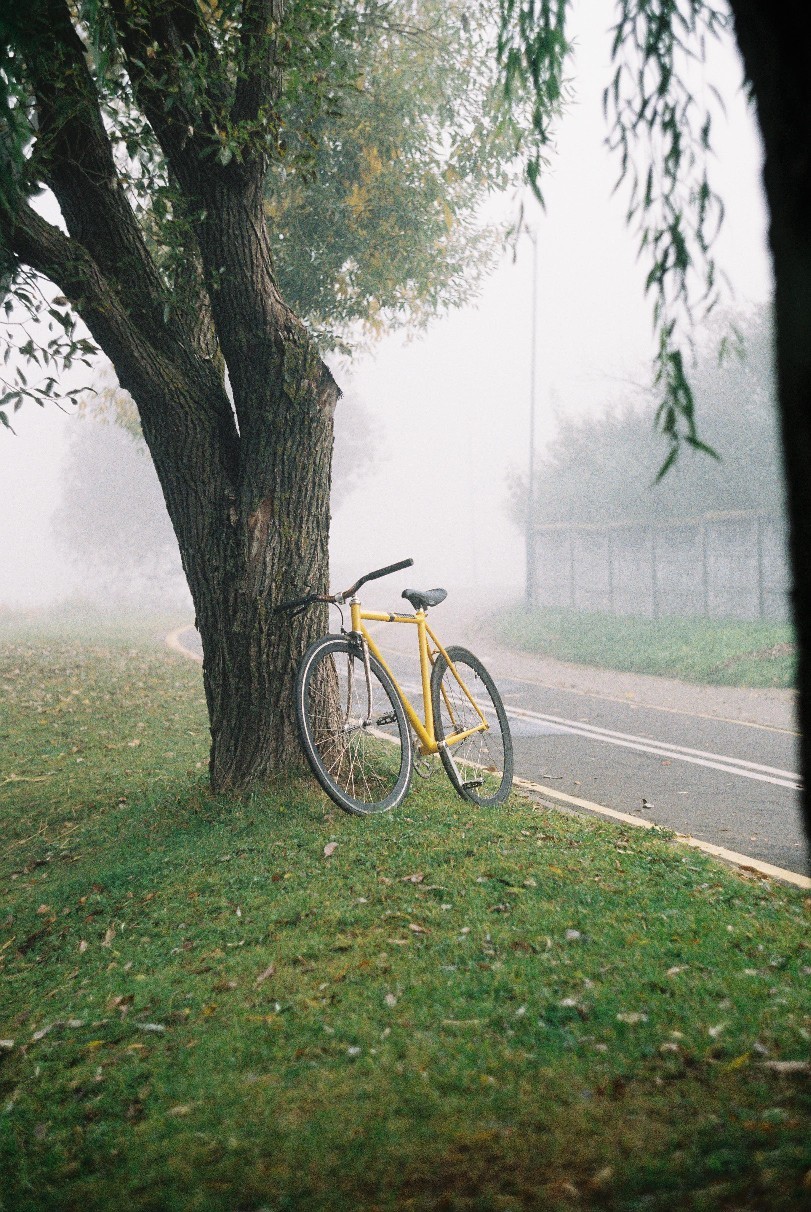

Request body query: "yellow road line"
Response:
[515, 776, 811, 890]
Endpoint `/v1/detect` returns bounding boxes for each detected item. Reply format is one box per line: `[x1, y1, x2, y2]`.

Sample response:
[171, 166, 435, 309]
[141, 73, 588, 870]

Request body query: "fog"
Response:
[0, 11, 772, 613]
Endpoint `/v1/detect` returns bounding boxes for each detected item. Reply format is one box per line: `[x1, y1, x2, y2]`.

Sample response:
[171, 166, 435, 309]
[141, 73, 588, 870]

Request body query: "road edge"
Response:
[515, 777, 811, 891]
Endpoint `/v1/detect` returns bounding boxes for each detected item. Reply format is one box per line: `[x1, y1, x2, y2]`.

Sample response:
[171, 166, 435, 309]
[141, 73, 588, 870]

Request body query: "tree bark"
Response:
[727, 2, 811, 856]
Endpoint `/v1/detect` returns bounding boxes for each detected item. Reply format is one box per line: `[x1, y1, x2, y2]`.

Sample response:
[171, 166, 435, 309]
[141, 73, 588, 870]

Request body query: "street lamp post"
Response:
[526, 230, 539, 608]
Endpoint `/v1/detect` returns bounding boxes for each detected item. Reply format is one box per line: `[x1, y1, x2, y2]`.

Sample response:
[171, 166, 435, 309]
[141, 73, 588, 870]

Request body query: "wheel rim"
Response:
[303, 643, 408, 811]
[436, 656, 510, 804]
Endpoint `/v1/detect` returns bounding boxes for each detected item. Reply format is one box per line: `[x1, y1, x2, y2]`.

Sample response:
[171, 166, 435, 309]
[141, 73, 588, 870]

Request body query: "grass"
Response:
[1, 616, 810, 1211]
[496, 607, 797, 689]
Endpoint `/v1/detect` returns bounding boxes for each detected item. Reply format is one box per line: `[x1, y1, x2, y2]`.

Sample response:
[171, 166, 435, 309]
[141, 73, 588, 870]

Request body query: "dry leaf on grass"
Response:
[759, 1060, 810, 1074]
[323, 842, 338, 858]
[255, 964, 276, 984]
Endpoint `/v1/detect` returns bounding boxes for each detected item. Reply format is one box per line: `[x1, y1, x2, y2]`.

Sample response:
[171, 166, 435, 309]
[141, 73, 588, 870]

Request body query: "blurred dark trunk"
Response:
[728, 1, 811, 858]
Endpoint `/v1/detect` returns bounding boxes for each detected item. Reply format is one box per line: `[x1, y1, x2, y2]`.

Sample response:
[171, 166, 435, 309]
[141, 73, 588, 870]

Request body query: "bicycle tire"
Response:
[430, 645, 513, 806]
[296, 635, 413, 815]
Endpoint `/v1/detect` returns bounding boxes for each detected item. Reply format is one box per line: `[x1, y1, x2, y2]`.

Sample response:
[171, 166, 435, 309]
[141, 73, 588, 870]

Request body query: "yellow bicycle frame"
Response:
[349, 600, 489, 757]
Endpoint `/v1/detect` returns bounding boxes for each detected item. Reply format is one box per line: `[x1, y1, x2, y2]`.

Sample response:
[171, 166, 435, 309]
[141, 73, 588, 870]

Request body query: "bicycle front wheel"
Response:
[430, 646, 513, 806]
[295, 635, 413, 815]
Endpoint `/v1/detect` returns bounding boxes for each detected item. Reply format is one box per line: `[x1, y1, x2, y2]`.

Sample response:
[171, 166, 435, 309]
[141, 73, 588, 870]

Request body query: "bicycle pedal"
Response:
[461, 778, 484, 790]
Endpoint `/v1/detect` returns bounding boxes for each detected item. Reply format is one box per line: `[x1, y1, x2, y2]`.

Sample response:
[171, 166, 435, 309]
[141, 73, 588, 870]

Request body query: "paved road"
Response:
[175, 603, 808, 877]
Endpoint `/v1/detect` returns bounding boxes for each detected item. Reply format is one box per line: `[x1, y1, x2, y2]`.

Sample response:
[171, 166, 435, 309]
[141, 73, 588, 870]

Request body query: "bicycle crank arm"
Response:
[342, 712, 398, 734]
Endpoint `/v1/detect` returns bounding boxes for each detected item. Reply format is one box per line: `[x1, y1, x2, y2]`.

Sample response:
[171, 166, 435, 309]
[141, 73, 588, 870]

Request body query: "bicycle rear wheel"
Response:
[296, 635, 413, 815]
[430, 645, 513, 806]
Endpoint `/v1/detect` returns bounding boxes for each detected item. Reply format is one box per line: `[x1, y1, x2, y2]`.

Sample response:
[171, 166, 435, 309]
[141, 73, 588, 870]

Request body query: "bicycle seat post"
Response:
[415, 608, 435, 744]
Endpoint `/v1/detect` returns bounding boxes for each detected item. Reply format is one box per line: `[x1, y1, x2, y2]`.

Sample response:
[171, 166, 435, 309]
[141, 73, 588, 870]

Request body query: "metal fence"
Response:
[527, 511, 791, 621]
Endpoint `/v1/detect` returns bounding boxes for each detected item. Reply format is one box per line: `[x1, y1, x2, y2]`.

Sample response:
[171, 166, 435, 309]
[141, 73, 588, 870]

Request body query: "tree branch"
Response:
[15, 0, 173, 348]
[106, 0, 245, 194]
[6, 195, 241, 475]
[232, 0, 287, 128]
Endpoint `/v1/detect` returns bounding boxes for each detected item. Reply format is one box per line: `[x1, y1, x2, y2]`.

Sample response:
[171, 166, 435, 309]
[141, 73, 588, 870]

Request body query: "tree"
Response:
[512, 306, 785, 527]
[497, 1, 811, 854]
[0, 0, 528, 791]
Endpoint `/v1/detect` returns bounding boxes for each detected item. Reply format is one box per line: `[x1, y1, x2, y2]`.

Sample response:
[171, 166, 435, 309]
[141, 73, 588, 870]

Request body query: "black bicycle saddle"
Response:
[402, 587, 447, 612]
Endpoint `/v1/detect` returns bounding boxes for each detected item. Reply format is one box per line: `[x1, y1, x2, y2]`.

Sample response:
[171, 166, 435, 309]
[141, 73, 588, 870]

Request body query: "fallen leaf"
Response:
[401, 873, 424, 883]
[0, 1040, 15, 1051]
[79, 940, 89, 953]
[136, 1023, 167, 1033]
[255, 964, 276, 984]
[167, 1105, 192, 1116]
[323, 842, 338, 858]
[759, 1060, 810, 1074]
[101, 926, 116, 947]
[408, 923, 430, 934]
[36, 905, 51, 915]
[384, 993, 397, 1007]
[616, 1012, 648, 1025]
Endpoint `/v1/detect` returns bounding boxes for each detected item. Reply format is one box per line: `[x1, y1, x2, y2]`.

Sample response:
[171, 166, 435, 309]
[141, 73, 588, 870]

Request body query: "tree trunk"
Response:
[728, 2, 811, 857]
[111, 327, 336, 794]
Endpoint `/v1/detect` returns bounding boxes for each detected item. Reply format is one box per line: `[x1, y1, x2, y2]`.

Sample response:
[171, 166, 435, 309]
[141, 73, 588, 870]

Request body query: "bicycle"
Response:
[283, 558, 513, 816]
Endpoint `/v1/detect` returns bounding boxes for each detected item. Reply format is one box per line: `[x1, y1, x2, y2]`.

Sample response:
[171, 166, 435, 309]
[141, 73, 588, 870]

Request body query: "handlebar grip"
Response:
[364, 558, 414, 582]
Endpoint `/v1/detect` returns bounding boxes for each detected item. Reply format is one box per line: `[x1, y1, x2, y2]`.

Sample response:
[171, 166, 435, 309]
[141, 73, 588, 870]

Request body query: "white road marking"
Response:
[506, 705, 801, 790]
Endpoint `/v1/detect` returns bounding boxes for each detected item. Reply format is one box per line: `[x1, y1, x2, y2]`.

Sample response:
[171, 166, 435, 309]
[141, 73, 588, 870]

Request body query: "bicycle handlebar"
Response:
[274, 557, 414, 613]
[336, 557, 414, 602]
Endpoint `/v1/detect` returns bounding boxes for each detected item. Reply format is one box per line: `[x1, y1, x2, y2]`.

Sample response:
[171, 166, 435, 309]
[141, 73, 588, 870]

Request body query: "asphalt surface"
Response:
[175, 595, 808, 877]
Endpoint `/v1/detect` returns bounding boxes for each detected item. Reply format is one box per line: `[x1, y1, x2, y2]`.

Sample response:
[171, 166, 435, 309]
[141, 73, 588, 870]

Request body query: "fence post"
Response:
[756, 513, 766, 619]
[701, 519, 710, 617]
[650, 525, 659, 620]
[607, 528, 615, 615]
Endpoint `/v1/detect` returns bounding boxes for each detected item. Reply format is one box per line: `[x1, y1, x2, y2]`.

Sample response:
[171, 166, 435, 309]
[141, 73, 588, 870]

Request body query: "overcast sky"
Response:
[0, 8, 772, 607]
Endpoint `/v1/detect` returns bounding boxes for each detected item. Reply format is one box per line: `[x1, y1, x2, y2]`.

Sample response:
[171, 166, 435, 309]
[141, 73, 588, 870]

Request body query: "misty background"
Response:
[0, 10, 774, 614]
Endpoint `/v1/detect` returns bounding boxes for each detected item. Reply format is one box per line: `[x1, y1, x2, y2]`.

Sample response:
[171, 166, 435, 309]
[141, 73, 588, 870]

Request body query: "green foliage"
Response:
[268, 3, 528, 348]
[512, 306, 784, 527]
[498, 0, 736, 469]
[1, 619, 810, 1208]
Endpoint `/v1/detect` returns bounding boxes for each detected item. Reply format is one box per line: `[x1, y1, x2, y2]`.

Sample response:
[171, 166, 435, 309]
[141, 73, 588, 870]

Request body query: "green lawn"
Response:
[0, 617, 809, 1211]
[496, 607, 796, 689]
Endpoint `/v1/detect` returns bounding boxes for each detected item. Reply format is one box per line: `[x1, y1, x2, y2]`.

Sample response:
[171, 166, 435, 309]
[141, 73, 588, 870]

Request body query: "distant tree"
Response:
[512, 307, 784, 527]
[56, 416, 189, 607]
[56, 370, 381, 600]
[0, 0, 532, 791]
